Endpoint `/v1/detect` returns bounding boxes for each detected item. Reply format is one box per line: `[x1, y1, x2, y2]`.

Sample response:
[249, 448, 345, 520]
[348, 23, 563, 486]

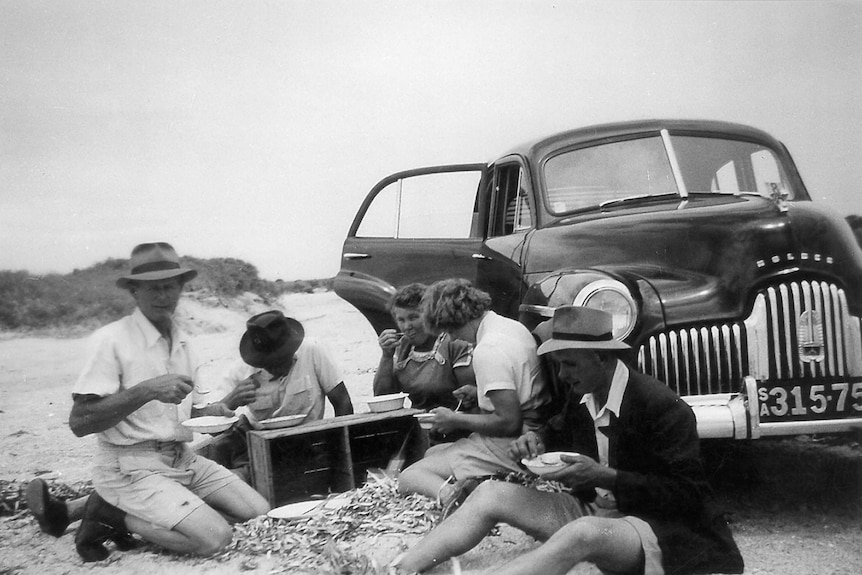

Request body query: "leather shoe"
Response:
[26, 478, 70, 537]
[111, 531, 140, 551]
[74, 493, 130, 562]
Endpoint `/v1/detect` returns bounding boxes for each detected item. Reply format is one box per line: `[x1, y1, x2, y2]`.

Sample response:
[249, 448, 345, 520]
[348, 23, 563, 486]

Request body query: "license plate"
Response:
[757, 380, 862, 422]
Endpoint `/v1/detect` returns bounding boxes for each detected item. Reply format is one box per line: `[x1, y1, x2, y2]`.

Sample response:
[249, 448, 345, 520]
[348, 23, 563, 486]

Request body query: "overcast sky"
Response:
[2, 0, 860, 280]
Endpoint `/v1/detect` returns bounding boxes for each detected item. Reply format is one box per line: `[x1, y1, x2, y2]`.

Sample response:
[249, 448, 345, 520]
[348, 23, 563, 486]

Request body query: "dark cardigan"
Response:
[545, 368, 744, 575]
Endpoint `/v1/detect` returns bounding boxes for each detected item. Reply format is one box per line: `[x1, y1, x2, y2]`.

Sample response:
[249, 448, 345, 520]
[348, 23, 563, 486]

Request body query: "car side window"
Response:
[489, 165, 532, 237]
[356, 171, 482, 239]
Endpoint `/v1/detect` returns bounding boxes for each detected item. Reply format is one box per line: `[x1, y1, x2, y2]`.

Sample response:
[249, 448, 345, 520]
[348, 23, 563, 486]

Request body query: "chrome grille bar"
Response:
[637, 280, 860, 395]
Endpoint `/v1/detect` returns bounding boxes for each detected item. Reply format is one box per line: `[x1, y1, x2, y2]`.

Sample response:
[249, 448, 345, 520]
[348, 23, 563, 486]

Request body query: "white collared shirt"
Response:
[73, 307, 202, 445]
[580, 359, 629, 506]
[580, 359, 629, 465]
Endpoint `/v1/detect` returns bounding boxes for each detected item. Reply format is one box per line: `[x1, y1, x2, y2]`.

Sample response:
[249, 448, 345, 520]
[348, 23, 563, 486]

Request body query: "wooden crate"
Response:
[247, 408, 421, 507]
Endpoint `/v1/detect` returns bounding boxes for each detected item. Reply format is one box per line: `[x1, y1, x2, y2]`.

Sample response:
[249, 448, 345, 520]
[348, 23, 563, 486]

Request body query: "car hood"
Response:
[524, 195, 862, 324]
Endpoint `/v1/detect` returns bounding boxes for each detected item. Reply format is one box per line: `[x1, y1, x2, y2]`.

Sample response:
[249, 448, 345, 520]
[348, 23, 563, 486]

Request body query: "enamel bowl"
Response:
[367, 393, 408, 413]
[413, 412, 436, 430]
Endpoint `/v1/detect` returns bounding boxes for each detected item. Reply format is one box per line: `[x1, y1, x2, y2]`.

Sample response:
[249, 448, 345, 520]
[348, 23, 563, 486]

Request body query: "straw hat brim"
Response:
[116, 268, 197, 289]
[537, 337, 630, 355]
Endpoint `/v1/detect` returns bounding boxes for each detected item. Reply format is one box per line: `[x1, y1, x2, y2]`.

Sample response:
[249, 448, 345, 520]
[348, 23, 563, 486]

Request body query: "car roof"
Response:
[495, 119, 784, 162]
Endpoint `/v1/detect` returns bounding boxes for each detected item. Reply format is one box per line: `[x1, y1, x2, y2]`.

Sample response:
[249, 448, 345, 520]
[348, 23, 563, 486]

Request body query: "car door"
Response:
[478, 159, 537, 318]
[335, 164, 488, 333]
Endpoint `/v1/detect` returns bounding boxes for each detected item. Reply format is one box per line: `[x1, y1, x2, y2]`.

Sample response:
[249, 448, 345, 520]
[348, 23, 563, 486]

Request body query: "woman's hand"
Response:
[428, 406, 459, 434]
[377, 329, 402, 354]
[452, 385, 478, 410]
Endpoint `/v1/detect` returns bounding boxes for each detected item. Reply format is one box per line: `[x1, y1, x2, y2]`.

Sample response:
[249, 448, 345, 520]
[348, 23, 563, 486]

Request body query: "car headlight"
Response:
[572, 279, 637, 340]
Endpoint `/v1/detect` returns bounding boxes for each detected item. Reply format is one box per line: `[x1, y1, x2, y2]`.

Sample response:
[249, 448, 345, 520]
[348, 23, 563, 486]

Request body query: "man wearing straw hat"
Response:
[51, 242, 269, 562]
[395, 306, 743, 575]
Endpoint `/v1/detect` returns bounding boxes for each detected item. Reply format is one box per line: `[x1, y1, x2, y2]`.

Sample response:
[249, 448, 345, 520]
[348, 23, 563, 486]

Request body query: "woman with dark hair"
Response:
[373, 283, 476, 417]
[397, 278, 548, 513]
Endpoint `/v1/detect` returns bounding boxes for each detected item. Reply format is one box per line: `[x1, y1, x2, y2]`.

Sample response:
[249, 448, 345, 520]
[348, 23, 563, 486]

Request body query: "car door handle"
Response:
[471, 253, 491, 260]
[343, 253, 370, 260]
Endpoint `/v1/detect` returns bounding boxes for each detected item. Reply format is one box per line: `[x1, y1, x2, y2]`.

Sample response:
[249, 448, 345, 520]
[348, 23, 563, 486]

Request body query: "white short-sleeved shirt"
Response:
[472, 311, 546, 413]
[227, 337, 342, 428]
[73, 308, 205, 445]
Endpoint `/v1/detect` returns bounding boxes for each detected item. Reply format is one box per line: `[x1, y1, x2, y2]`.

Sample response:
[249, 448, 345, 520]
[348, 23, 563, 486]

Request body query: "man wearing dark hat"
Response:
[206, 309, 354, 480]
[51, 242, 269, 561]
[395, 306, 743, 575]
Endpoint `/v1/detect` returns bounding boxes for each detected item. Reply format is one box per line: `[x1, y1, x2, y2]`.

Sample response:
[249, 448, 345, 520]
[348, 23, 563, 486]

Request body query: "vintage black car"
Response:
[335, 119, 862, 440]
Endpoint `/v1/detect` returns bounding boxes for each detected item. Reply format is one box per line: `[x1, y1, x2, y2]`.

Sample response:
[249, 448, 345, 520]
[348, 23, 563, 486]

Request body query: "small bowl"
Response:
[258, 414, 306, 430]
[181, 415, 238, 434]
[521, 451, 580, 476]
[413, 412, 435, 430]
[367, 393, 408, 413]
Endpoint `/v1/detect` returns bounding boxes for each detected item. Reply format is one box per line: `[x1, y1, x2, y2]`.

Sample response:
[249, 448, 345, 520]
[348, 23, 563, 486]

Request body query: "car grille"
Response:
[637, 280, 862, 396]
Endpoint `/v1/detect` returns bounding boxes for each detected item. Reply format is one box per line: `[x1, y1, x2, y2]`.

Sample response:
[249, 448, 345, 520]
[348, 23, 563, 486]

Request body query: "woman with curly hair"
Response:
[397, 278, 548, 514]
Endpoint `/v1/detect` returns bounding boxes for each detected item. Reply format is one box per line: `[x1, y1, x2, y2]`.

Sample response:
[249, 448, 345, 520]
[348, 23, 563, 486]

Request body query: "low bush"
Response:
[0, 257, 332, 332]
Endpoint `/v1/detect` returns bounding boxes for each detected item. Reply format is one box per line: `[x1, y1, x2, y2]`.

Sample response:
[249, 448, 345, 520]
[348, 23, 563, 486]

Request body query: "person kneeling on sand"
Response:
[207, 309, 354, 481]
[30, 242, 271, 562]
[393, 306, 744, 575]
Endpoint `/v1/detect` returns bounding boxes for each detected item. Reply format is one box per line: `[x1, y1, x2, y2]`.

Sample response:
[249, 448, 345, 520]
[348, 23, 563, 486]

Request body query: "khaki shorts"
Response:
[425, 432, 524, 480]
[92, 440, 244, 529]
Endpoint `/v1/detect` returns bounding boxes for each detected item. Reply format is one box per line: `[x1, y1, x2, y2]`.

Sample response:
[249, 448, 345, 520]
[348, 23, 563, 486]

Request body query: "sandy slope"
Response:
[0, 291, 859, 575]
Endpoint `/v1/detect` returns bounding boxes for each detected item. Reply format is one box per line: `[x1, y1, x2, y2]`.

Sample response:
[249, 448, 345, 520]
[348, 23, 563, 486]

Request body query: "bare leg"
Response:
[126, 504, 233, 556]
[117, 478, 267, 556]
[489, 516, 644, 575]
[67, 496, 87, 521]
[203, 479, 270, 522]
[398, 481, 575, 573]
[398, 453, 454, 499]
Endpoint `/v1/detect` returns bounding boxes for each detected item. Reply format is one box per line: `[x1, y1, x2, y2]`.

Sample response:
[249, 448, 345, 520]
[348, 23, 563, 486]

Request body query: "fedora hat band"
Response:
[131, 261, 181, 275]
[552, 330, 613, 342]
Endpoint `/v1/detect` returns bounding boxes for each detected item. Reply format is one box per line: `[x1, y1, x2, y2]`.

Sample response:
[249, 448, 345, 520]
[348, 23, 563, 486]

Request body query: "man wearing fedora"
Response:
[46, 242, 270, 561]
[207, 309, 354, 480]
[394, 306, 743, 575]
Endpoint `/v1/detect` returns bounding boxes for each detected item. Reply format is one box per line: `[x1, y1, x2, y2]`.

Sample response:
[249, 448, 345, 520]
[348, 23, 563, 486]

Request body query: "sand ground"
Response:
[1, 291, 859, 574]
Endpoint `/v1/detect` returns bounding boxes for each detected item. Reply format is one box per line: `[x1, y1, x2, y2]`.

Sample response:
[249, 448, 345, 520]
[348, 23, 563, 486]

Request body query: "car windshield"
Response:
[543, 134, 794, 215]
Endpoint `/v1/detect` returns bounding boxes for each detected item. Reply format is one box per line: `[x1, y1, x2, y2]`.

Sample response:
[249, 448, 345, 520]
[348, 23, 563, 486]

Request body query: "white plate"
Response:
[267, 499, 323, 520]
[521, 451, 580, 476]
[181, 415, 238, 434]
[258, 414, 306, 430]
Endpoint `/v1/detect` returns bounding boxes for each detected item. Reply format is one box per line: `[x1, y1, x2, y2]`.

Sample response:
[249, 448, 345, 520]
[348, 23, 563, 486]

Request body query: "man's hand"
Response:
[377, 329, 402, 354]
[543, 454, 616, 491]
[509, 430, 544, 460]
[193, 402, 235, 418]
[141, 374, 193, 404]
[221, 375, 259, 410]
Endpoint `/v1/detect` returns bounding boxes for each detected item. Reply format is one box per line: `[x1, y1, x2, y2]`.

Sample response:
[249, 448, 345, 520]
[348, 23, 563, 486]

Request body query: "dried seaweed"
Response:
[215, 474, 438, 573]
